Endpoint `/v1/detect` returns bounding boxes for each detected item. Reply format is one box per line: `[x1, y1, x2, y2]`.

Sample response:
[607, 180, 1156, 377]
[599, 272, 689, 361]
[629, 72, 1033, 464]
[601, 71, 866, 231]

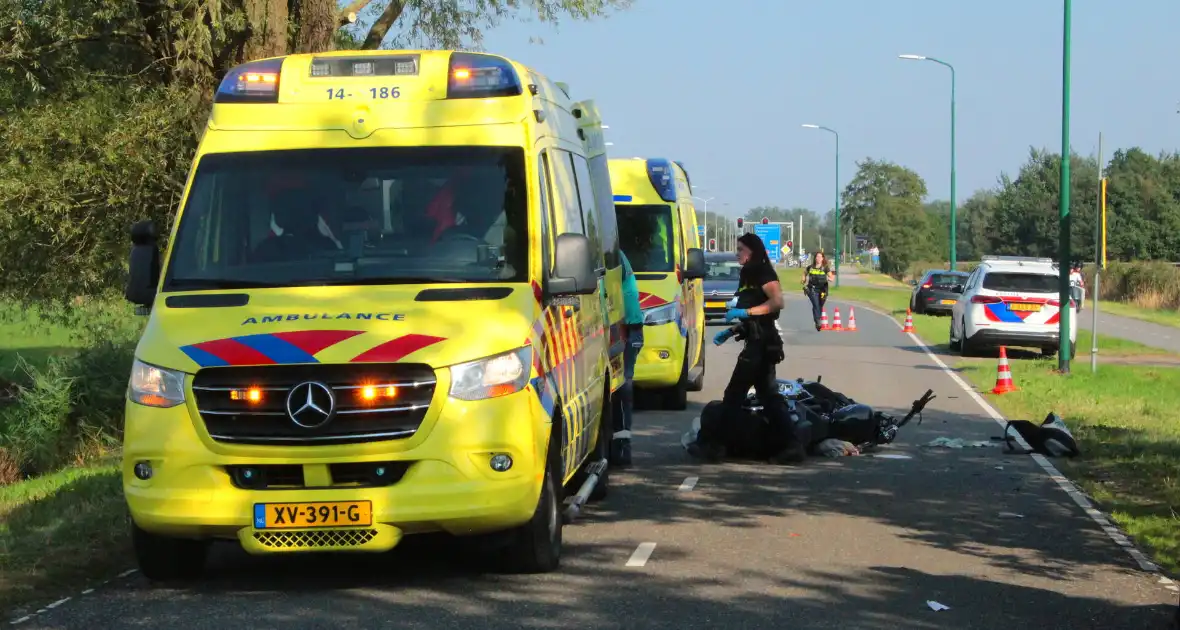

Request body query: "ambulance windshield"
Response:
[615, 204, 675, 273]
[163, 146, 528, 291]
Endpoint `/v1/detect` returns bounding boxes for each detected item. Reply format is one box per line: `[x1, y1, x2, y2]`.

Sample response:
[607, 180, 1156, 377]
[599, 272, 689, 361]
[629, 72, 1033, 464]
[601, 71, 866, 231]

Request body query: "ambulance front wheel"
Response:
[661, 346, 689, 410]
[132, 522, 209, 582]
[499, 427, 563, 574]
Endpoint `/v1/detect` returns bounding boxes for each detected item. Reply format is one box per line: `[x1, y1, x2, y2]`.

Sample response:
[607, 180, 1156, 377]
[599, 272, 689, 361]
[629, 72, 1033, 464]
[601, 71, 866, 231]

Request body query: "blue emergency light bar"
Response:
[646, 158, 677, 203]
[447, 52, 522, 99]
[214, 57, 287, 104]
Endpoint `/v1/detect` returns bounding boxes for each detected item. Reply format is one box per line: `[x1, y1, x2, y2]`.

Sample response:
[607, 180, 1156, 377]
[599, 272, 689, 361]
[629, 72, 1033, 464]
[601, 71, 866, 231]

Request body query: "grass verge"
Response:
[821, 283, 1180, 575]
[0, 463, 129, 614]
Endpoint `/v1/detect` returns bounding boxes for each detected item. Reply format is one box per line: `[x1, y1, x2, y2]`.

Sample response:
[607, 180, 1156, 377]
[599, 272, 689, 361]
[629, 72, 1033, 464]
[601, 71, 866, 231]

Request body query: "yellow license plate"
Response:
[254, 501, 373, 529]
[706, 302, 725, 308]
[940, 299, 956, 305]
[1009, 303, 1042, 312]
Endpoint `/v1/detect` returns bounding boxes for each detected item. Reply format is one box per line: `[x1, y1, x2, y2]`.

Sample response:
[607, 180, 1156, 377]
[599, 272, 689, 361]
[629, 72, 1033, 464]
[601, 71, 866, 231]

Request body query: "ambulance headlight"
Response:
[128, 359, 187, 408]
[449, 347, 532, 401]
[643, 303, 679, 326]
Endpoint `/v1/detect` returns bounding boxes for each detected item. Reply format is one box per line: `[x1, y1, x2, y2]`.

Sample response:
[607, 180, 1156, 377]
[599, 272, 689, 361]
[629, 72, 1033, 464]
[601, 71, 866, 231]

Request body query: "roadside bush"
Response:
[0, 298, 140, 480]
[1090, 261, 1180, 311]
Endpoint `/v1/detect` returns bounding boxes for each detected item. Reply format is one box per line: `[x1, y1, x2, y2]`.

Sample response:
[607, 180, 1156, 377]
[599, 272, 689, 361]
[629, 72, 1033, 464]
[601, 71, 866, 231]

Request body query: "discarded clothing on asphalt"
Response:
[1000, 412, 1080, 457]
[683, 376, 936, 462]
[924, 437, 998, 449]
[815, 438, 860, 457]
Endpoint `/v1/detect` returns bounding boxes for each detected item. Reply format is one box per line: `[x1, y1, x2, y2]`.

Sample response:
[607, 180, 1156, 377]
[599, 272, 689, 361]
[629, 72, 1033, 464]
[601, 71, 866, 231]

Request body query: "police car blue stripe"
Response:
[986, 303, 1024, 324]
[180, 345, 229, 368]
[233, 333, 319, 365]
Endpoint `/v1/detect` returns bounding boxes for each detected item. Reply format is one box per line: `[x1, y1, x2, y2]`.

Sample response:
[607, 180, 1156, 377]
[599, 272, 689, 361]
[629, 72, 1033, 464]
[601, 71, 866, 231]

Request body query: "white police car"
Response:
[949, 256, 1078, 357]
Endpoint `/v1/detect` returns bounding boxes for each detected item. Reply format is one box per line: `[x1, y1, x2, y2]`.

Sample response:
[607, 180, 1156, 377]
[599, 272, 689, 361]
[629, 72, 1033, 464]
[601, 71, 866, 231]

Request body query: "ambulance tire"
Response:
[662, 347, 689, 411]
[687, 344, 706, 392]
[499, 426, 563, 574]
[132, 523, 209, 582]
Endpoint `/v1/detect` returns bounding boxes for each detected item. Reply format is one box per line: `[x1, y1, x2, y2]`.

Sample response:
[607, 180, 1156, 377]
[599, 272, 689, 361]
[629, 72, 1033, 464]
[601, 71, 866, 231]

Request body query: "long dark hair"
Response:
[737, 233, 773, 285]
[811, 250, 830, 272]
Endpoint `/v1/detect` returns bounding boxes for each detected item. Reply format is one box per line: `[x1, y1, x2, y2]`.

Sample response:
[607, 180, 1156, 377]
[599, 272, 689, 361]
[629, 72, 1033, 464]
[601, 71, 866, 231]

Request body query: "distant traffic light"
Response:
[786, 240, 793, 249]
[761, 217, 769, 225]
[709, 238, 716, 250]
[736, 218, 744, 229]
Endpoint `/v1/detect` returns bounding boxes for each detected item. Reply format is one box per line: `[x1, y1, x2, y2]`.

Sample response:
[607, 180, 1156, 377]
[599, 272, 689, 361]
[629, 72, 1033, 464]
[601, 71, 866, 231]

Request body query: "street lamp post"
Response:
[802, 124, 841, 288]
[1058, 0, 1073, 372]
[693, 195, 714, 248]
[899, 53, 957, 271]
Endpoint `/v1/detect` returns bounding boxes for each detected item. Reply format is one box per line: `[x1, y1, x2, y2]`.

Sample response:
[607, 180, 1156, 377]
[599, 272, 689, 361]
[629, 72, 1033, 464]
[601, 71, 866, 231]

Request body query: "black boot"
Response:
[610, 438, 632, 467]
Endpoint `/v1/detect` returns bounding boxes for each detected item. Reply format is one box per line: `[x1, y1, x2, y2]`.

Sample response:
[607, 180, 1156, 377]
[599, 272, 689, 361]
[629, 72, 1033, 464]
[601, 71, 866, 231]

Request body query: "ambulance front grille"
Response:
[253, 529, 378, 549]
[191, 363, 436, 446]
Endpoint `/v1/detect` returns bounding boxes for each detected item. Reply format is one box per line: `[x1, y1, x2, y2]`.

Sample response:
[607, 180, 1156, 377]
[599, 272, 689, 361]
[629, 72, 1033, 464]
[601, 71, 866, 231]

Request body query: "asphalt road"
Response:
[14, 296, 1178, 629]
[1075, 305, 1180, 354]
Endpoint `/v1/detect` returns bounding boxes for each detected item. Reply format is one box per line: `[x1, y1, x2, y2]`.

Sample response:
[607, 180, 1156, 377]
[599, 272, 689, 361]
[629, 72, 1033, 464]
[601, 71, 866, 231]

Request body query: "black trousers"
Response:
[711, 339, 797, 450]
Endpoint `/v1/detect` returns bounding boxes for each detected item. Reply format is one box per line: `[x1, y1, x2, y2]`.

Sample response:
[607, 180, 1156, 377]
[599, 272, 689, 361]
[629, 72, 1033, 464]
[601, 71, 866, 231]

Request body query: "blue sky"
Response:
[473, 0, 1180, 219]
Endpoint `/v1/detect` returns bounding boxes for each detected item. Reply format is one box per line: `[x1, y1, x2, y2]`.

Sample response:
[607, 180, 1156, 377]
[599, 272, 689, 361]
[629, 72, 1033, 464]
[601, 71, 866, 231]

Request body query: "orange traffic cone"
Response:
[846, 307, 858, 331]
[902, 309, 915, 333]
[991, 346, 1019, 394]
[820, 310, 830, 331]
[832, 308, 844, 331]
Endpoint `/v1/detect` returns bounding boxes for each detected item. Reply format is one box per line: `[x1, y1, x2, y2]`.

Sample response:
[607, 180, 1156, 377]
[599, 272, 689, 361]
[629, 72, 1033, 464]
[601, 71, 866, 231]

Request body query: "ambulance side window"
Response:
[570, 153, 604, 271]
[547, 149, 585, 236]
[539, 151, 557, 275]
[586, 153, 619, 269]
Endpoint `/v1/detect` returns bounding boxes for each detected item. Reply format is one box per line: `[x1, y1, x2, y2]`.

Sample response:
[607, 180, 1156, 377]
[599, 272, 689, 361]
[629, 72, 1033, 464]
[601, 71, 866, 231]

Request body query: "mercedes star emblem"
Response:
[286, 381, 336, 429]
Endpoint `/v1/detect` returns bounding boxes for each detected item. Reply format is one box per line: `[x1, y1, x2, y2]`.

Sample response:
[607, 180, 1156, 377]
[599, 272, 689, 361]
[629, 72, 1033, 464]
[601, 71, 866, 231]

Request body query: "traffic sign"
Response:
[761, 217, 769, 225]
[753, 222, 781, 263]
[697, 224, 705, 247]
[786, 240, 793, 249]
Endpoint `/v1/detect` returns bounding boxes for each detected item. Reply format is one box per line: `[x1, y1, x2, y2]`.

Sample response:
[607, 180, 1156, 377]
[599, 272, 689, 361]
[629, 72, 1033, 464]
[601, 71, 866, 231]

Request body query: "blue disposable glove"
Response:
[713, 329, 734, 346]
[724, 308, 749, 323]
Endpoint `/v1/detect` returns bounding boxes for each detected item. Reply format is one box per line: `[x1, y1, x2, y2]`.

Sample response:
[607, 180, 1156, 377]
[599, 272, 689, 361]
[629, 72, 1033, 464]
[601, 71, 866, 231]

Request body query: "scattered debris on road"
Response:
[927, 600, 951, 611]
[998, 512, 1025, 519]
[925, 437, 999, 449]
[815, 438, 860, 457]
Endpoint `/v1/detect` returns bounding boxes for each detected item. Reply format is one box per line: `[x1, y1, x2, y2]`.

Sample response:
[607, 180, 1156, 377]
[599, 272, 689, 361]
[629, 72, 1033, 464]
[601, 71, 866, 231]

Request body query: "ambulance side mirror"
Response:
[549, 232, 597, 296]
[125, 220, 161, 309]
[683, 248, 706, 280]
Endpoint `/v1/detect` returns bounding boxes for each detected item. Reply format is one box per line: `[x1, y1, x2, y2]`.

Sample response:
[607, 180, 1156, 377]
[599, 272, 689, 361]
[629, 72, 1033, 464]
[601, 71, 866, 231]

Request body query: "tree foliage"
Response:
[840, 158, 937, 275]
[0, 0, 631, 305]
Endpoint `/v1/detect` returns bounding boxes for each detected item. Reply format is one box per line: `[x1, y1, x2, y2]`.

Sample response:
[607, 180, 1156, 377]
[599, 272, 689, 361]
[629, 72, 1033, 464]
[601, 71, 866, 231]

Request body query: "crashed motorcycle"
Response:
[685, 377, 935, 460]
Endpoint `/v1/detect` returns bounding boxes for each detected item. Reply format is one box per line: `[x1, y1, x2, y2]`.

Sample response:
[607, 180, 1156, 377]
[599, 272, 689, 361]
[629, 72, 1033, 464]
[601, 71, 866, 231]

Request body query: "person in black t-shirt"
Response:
[688, 233, 806, 465]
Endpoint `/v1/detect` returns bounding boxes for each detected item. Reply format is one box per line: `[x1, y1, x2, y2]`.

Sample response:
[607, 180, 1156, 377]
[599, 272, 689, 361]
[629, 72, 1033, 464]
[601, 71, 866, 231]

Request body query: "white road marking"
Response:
[853, 300, 1166, 575]
[6, 569, 137, 625]
[626, 542, 657, 567]
[678, 476, 699, 491]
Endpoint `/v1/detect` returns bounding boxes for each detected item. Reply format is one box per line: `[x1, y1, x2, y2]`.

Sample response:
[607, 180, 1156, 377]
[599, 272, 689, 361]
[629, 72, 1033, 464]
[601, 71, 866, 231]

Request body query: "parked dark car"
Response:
[910, 269, 969, 315]
[703, 252, 741, 325]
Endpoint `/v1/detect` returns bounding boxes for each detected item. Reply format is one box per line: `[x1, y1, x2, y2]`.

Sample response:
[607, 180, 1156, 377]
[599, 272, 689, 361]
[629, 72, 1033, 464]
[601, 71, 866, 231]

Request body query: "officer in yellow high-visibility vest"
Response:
[802, 250, 835, 331]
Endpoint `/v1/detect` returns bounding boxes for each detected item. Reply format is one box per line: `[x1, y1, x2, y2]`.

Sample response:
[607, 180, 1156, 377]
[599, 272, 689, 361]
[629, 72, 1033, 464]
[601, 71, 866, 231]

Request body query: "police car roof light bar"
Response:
[215, 57, 287, 104]
[447, 52, 522, 100]
[981, 255, 1055, 264]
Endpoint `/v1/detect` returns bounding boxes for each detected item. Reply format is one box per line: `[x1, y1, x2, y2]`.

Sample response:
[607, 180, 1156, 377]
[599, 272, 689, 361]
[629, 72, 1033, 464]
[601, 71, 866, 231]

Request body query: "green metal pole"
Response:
[1058, 0, 1073, 372]
[834, 130, 841, 288]
[949, 64, 957, 271]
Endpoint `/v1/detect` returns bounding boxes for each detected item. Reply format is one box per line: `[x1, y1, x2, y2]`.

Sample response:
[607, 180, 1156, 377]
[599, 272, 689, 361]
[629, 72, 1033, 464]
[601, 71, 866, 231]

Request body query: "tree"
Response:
[988, 148, 1100, 262]
[0, 0, 633, 305]
[840, 158, 937, 275]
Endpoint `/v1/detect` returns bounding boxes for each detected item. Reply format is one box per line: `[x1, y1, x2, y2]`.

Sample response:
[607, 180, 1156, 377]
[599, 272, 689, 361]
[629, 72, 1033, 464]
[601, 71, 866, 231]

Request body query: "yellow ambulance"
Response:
[607, 158, 706, 410]
[120, 50, 623, 579]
